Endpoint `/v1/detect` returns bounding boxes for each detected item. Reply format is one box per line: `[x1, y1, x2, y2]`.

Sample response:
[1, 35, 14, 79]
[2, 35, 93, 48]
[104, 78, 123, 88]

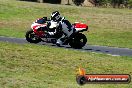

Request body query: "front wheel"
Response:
[25, 29, 41, 43]
[69, 33, 87, 49]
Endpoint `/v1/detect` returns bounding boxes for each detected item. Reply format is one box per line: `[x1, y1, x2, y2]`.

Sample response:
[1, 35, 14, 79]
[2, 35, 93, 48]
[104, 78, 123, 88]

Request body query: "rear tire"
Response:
[25, 29, 41, 43]
[69, 33, 87, 49]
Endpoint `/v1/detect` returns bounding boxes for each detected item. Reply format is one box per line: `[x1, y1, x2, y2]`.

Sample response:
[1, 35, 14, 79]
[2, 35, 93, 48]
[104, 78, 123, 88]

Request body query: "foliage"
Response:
[94, 0, 132, 8]
[128, 0, 132, 8]
[18, 0, 132, 8]
[72, 0, 85, 6]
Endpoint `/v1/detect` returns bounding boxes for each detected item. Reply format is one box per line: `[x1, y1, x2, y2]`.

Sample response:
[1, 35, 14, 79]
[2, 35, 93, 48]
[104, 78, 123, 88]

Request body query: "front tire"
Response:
[25, 29, 41, 43]
[69, 33, 87, 49]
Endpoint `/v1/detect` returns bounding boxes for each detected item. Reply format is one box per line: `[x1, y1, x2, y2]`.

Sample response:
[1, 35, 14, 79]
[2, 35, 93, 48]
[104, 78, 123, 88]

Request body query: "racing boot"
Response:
[56, 34, 66, 46]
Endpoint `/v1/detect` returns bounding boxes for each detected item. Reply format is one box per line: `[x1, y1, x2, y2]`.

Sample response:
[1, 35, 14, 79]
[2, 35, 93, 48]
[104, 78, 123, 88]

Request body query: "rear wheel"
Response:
[25, 29, 41, 43]
[69, 33, 87, 49]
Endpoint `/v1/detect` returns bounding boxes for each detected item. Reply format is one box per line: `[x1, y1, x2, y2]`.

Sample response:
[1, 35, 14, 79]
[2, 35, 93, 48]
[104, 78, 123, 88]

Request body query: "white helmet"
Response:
[51, 11, 61, 21]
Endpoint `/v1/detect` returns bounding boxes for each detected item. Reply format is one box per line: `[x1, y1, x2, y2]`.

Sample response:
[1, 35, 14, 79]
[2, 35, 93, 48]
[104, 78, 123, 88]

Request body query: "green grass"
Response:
[0, 42, 132, 88]
[0, 1, 132, 88]
[0, 0, 132, 48]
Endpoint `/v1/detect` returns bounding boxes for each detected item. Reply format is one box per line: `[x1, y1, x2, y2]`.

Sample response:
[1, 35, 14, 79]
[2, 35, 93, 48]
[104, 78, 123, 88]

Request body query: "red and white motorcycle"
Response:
[25, 18, 88, 49]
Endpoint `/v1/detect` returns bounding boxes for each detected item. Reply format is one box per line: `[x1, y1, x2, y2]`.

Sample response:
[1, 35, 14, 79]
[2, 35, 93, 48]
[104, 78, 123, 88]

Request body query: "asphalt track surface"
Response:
[0, 36, 132, 56]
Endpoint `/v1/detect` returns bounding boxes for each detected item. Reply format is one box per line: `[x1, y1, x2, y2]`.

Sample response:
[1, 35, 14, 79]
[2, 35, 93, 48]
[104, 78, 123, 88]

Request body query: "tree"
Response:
[111, 0, 127, 8]
[128, 0, 132, 8]
[94, 0, 110, 7]
[72, 0, 85, 6]
[68, 0, 70, 4]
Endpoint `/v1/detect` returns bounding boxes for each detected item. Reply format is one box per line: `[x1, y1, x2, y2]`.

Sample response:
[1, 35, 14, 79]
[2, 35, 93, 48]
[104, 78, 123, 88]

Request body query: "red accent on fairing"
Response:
[32, 24, 46, 37]
[74, 23, 88, 29]
[33, 29, 45, 37]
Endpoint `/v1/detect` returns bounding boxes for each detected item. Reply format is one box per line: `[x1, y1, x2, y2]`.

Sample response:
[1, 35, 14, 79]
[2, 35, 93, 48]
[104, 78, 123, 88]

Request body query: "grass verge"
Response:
[0, 42, 132, 88]
[0, 0, 132, 48]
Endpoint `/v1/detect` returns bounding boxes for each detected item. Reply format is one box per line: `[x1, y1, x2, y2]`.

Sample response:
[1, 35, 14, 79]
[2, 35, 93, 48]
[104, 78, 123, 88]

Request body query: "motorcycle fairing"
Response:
[74, 23, 88, 32]
[31, 23, 47, 37]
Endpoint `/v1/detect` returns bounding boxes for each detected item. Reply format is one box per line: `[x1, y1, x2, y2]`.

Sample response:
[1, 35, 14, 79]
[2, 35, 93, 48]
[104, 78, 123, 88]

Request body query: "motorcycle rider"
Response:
[50, 11, 75, 46]
[31, 11, 74, 46]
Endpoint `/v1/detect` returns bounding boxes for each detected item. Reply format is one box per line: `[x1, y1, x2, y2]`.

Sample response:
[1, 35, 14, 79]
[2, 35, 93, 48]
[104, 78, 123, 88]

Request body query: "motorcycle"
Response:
[25, 17, 88, 49]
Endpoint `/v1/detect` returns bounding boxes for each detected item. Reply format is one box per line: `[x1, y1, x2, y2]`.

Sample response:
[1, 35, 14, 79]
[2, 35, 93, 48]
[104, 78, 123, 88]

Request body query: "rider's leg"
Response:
[56, 20, 75, 46]
[56, 34, 66, 45]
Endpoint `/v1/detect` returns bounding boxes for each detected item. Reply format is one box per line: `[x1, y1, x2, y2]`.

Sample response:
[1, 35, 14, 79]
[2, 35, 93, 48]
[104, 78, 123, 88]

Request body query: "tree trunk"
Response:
[68, 0, 70, 5]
